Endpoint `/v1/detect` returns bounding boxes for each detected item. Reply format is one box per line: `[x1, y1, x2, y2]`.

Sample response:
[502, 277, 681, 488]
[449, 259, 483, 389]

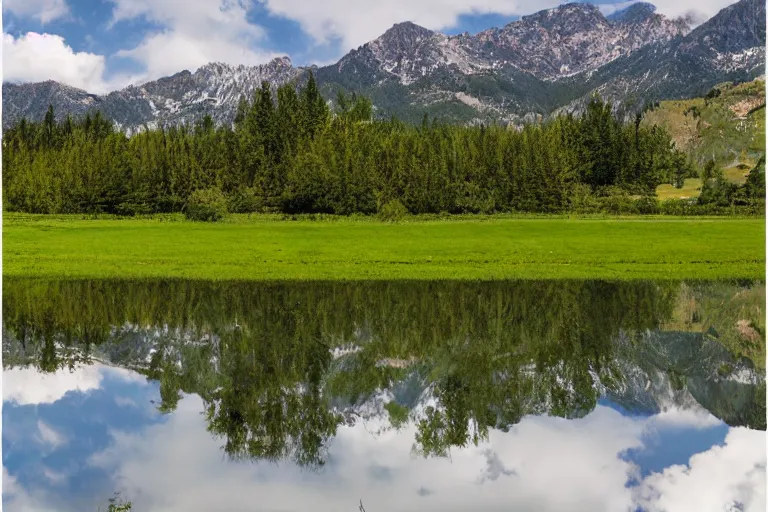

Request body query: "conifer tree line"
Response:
[2, 73, 763, 217]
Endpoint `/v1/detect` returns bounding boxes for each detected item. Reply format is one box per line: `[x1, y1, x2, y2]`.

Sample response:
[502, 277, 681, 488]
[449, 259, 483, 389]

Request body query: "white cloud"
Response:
[1, 32, 136, 93]
[109, 0, 281, 81]
[635, 427, 766, 512]
[2, 0, 69, 24]
[598, 0, 740, 25]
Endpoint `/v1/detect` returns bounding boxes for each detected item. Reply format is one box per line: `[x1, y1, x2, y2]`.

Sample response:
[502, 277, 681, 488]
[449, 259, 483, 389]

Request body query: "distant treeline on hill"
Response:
[2, 74, 764, 218]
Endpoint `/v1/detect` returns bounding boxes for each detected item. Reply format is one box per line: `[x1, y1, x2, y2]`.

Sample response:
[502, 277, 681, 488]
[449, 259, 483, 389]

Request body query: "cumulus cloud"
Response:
[1, 32, 137, 93]
[2, 0, 69, 24]
[109, 0, 282, 80]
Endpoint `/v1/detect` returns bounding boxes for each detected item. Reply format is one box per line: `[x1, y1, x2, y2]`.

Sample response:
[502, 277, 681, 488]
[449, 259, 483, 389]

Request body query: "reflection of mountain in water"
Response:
[2, 279, 765, 466]
[608, 330, 764, 429]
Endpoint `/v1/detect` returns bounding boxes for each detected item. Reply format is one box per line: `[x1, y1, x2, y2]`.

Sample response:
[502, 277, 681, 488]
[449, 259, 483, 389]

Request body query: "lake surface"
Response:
[2, 279, 766, 511]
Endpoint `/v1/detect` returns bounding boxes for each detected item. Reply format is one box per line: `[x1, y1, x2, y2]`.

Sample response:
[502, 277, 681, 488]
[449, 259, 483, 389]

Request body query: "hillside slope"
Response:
[648, 78, 766, 200]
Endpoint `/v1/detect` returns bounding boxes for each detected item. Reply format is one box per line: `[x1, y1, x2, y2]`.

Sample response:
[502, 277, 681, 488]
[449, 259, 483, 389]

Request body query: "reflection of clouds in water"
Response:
[114, 396, 140, 409]
[2, 364, 160, 512]
[2, 364, 146, 405]
[477, 449, 515, 483]
[84, 395, 765, 512]
[3, 366, 103, 405]
[35, 420, 67, 449]
[649, 406, 724, 430]
[3, 467, 50, 512]
[2, 365, 765, 512]
[634, 428, 766, 512]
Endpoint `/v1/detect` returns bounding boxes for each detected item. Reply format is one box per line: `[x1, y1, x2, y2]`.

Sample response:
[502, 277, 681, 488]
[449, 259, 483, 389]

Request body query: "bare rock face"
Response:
[471, 2, 689, 80]
[3, 0, 764, 130]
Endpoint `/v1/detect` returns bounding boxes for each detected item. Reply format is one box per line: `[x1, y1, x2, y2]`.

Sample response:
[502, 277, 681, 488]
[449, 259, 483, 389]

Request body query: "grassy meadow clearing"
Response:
[3, 213, 764, 281]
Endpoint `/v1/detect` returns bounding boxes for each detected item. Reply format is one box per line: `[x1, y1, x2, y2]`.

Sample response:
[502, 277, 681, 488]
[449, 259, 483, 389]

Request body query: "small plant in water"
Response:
[103, 492, 132, 511]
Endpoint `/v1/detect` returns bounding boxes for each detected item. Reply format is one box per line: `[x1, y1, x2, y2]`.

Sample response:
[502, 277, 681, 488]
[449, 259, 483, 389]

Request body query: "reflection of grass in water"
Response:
[662, 281, 766, 369]
[3, 214, 765, 280]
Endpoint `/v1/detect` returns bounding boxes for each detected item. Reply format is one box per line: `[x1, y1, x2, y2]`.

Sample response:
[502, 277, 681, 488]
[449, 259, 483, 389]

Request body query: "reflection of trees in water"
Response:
[2, 279, 764, 466]
[204, 324, 340, 467]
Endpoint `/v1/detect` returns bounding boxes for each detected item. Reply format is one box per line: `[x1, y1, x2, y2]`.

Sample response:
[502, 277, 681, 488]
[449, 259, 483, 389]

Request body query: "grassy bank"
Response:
[3, 214, 764, 280]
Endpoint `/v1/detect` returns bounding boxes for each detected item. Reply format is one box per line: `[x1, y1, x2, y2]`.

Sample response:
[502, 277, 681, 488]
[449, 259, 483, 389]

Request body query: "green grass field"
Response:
[3, 213, 764, 280]
[655, 178, 703, 201]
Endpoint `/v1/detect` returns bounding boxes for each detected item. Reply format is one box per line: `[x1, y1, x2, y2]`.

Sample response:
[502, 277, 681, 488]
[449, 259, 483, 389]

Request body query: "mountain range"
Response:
[2, 0, 765, 131]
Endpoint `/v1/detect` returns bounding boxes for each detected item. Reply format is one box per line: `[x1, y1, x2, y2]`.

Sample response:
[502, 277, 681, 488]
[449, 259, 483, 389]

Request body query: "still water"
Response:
[2, 279, 766, 511]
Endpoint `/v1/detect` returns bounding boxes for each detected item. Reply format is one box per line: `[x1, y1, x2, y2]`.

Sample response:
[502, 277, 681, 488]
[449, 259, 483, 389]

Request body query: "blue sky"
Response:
[2, 363, 765, 511]
[2, 0, 738, 93]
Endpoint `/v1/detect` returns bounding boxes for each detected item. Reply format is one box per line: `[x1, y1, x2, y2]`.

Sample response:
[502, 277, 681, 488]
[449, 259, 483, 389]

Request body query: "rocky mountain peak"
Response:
[684, 0, 766, 54]
[195, 56, 294, 77]
[355, 21, 449, 85]
[520, 2, 608, 34]
[273, 55, 294, 68]
[372, 21, 436, 56]
[380, 21, 435, 41]
[607, 2, 657, 24]
[472, 0, 687, 80]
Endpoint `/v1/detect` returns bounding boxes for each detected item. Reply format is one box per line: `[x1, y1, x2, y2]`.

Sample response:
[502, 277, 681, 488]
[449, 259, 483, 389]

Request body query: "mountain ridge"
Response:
[2, 0, 764, 130]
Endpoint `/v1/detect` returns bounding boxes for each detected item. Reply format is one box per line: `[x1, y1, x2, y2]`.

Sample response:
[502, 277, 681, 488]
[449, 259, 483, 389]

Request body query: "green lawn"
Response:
[655, 178, 703, 201]
[3, 214, 765, 280]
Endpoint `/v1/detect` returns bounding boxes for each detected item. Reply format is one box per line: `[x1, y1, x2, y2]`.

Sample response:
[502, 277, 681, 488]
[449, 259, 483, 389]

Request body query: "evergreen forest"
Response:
[2, 74, 764, 218]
